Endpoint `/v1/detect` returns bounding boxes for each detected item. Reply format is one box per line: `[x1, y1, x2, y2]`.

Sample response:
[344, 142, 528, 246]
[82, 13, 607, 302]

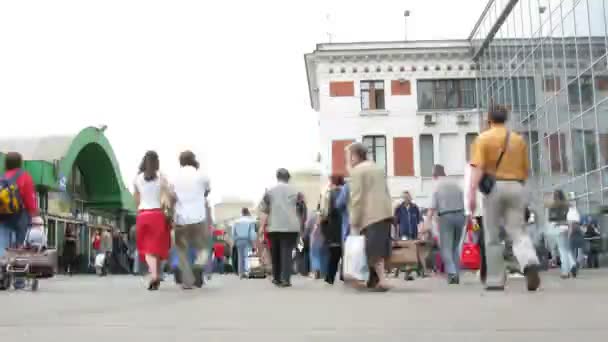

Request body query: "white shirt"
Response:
[134, 173, 161, 210]
[567, 207, 580, 223]
[171, 166, 210, 225]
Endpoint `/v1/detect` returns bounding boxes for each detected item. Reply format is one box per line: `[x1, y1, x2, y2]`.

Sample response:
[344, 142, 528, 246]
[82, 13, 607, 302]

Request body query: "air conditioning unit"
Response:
[456, 113, 471, 125]
[424, 113, 437, 125]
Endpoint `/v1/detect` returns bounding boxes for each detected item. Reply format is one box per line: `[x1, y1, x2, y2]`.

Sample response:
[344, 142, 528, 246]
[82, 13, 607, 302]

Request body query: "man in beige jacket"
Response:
[347, 143, 394, 291]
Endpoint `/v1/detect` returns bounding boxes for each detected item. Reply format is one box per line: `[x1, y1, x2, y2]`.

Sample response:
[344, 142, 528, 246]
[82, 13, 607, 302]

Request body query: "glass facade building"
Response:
[471, 0, 608, 219]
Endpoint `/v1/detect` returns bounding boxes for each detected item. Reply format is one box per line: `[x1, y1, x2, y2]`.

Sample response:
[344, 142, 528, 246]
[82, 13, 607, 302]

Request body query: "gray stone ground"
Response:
[1, 270, 608, 342]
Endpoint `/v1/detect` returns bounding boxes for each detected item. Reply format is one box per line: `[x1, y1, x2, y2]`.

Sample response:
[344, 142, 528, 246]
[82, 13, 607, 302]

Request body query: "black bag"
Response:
[478, 131, 511, 195]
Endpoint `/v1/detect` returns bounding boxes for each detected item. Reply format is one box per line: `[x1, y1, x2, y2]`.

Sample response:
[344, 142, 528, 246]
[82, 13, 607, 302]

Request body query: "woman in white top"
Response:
[134, 151, 171, 290]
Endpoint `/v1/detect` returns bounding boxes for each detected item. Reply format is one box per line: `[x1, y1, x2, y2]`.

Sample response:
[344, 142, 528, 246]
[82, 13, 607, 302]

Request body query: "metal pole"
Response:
[404, 10, 410, 41]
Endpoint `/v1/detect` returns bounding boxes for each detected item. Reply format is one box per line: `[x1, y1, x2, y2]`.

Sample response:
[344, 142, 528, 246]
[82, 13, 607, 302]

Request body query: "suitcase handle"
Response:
[7, 262, 30, 274]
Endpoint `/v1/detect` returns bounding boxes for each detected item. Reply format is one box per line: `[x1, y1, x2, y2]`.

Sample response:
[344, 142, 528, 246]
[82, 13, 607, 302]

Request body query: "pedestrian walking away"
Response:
[258, 168, 301, 288]
[320, 175, 345, 285]
[134, 151, 172, 291]
[63, 224, 78, 275]
[426, 164, 466, 285]
[467, 105, 541, 292]
[171, 151, 211, 289]
[545, 190, 577, 279]
[308, 206, 327, 279]
[232, 208, 257, 279]
[346, 143, 394, 291]
[0, 152, 38, 258]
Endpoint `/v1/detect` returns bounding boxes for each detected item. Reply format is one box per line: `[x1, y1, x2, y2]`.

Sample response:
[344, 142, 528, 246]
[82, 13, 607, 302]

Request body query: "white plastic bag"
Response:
[95, 253, 106, 268]
[343, 235, 369, 282]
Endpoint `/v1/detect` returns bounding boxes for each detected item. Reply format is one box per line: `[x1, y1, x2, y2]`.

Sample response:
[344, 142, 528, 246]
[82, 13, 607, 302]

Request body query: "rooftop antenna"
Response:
[325, 13, 333, 43]
[404, 10, 411, 41]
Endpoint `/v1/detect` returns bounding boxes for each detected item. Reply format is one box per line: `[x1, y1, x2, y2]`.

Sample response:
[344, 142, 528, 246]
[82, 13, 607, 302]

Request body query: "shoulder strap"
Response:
[6, 170, 24, 184]
[495, 131, 511, 171]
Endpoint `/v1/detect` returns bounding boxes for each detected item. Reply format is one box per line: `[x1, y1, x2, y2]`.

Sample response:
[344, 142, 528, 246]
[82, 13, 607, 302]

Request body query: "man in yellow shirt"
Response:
[467, 106, 540, 292]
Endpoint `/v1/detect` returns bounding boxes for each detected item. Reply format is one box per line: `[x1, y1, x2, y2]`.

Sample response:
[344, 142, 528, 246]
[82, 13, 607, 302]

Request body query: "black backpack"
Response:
[321, 189, 342, 244]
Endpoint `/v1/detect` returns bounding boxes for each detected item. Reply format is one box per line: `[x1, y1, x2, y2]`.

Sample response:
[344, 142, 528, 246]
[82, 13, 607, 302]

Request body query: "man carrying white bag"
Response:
[343, 233, 369, 283]
[344, 143, 394, 291]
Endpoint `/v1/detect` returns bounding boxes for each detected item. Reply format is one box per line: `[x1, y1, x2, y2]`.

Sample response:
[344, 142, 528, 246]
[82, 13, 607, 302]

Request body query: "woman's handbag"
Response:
[478, 131, 510, 195]
[159, 174, 176, 223]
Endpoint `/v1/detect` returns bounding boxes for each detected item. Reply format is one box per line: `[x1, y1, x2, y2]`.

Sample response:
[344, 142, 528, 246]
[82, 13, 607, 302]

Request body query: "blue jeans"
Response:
[557, 229, 576, 275]
[236, 240, 251, 276]
[213, 257, 225, 274]
[310, 244, 328, 275]
[0, 226, 13, 258]
[0, 212, 29, 257]
[438, 213, 466, 276]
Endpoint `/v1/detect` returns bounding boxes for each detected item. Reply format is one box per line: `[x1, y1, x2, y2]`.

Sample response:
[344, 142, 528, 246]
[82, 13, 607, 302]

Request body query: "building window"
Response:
[419, 134, 435, 177]
[361, 80, 385, 110]
[417, 79, 477, 110]
[439, 133, 463, 175]
[568, 77, 594, 111]
[546, 133, 568, 174]
[572, 129, 598, 175]
[362, 136, 387, 172]
[465, 133, 478, 162]
[484, 77, 535, 111]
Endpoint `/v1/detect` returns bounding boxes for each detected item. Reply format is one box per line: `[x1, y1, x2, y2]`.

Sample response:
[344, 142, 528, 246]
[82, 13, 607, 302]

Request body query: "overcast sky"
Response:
[0, 0, 486, 203]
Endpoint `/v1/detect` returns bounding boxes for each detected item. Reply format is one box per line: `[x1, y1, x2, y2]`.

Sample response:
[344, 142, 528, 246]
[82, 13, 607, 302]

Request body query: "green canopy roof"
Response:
[0, 127, 135, 214]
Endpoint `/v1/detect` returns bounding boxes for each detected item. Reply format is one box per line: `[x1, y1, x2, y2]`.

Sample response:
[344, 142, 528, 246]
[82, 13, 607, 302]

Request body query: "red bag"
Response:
[460, 229, 481, 270]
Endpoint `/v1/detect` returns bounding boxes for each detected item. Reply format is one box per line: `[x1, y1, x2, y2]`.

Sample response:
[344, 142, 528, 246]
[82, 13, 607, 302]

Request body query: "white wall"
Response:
[315, 59, 481, 207]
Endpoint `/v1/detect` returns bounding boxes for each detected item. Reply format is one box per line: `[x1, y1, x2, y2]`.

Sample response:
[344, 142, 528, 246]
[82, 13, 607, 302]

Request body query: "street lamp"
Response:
[404, 10, 411, 41]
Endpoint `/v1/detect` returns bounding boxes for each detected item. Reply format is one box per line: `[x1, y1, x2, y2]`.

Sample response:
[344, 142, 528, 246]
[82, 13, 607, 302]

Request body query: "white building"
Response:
[213, 197, 254, 229]
[305, 40, 482, 207]
[290, 167, 322, 208]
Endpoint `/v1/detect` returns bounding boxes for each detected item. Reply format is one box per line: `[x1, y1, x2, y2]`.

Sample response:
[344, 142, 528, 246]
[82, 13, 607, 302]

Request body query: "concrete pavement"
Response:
[1, 270, 608, 341]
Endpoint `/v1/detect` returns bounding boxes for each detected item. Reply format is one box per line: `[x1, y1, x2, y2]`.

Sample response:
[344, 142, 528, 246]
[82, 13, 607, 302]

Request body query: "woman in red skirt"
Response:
[134, 151, 171, 290]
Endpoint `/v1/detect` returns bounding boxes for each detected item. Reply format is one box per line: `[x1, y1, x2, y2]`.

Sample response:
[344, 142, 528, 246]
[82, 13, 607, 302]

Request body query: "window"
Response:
[572, 129, 598, 175]
[510, 77, 536, 110]
[417, 79, 477, 110]
[361, 80, 385, 110]
[419, 134, 435, 177]
[568, 76, 594, 110]
[439, 133, 463, 175]
[485, 77, 535, 111]
[465, 133, 478, 162]
[546, 133, 568, 174]
[362, 136, 387, 172]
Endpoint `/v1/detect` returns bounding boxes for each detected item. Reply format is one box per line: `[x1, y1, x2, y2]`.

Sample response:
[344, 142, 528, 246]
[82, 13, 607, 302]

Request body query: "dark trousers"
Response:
[268, 232, 298, 283]
[587, 251, 600, 268]
[477, 219, 487, 284]
[325, 245, 342, 284]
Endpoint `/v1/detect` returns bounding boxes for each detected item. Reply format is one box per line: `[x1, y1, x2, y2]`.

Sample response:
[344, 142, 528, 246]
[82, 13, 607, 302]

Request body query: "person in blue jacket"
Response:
[394, 191, 422, 240]
[334, 181, 350, 282]
[335, 182, 350, 242]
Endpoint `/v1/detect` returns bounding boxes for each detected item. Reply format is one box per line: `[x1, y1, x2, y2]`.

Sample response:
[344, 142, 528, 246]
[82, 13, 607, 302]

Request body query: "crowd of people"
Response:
[0, 105, 605, 293]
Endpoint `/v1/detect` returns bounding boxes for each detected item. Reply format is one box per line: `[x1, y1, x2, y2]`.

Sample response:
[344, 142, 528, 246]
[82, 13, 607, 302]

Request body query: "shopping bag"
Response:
[95, 253, 106, 268]
[343, 235, 369, 282]
[460, 229, 481, 270]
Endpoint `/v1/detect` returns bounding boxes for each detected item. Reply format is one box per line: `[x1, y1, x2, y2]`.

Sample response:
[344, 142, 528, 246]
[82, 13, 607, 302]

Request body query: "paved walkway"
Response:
[1, 270, 608, 341]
